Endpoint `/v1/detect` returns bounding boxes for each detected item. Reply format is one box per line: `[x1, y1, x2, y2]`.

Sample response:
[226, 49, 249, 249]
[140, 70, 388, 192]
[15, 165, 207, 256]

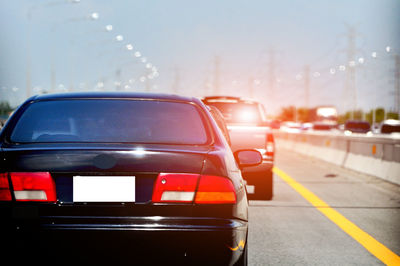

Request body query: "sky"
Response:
[0, 0, 399, 115]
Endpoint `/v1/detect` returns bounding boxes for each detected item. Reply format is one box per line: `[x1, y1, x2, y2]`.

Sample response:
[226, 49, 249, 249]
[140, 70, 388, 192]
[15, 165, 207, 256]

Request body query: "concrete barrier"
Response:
[274, 130, 400, 186]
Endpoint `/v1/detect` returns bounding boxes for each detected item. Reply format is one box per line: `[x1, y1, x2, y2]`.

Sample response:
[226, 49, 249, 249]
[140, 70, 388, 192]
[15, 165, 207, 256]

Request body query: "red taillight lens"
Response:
[0, 173, 12, 201]
[152, 173, 199, 203]
[194, 175, 236, 204]
[152, 173, 236, 204]
[266, 133, 275, 157]
[10, 172, 56, 202]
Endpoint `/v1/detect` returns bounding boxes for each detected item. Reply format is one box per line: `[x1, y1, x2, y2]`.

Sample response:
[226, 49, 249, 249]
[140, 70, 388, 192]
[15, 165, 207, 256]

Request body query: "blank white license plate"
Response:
[246, 185, 255, 194]
[73, 176, 135, 202]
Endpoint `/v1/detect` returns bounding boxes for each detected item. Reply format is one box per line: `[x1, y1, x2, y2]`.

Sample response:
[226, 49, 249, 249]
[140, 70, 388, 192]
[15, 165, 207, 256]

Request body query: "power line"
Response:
[266, 47, 278, 112]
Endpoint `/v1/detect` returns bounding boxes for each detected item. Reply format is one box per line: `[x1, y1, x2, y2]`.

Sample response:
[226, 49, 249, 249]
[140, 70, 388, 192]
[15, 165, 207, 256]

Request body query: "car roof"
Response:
[381, 119, 400, 125]
[202, 95, 259, 104]
[28, 92, 201, 104]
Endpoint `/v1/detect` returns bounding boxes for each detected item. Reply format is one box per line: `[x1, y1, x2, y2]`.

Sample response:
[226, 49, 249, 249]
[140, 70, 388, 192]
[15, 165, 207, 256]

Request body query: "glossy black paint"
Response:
[0, 92, 249, 265]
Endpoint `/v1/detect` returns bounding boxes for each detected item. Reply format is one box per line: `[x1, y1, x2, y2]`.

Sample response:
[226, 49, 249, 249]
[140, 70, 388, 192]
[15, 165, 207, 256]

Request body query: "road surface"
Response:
[248, 147, 400, 265]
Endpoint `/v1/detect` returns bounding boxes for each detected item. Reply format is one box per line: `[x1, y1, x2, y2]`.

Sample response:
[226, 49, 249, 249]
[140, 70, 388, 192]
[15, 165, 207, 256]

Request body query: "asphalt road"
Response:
[248, 148, 400, 265]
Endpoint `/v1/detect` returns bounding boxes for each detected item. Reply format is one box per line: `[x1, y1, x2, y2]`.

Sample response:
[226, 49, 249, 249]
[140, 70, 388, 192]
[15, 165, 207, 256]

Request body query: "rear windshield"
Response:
[10, 99, 208, 144]
[205, 102, 262, 125]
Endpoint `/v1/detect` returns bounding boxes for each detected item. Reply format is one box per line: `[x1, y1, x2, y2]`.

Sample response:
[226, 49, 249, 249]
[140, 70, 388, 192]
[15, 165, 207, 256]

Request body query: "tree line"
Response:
[276, 106, 399, 125]
[0, 101, 13, 117]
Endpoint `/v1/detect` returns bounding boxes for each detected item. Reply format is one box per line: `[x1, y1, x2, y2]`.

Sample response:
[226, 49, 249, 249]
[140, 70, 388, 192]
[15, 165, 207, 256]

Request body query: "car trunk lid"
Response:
[2, 143, 209, 206]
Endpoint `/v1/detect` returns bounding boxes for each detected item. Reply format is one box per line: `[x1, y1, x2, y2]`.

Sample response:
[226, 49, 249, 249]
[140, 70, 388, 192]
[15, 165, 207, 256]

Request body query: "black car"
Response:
[377, 119, 400, 134]
[0, 92, 262, 265]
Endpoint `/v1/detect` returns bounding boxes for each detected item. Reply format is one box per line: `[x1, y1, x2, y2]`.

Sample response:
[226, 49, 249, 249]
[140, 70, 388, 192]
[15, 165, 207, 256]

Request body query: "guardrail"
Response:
[274, 130, 400, 185]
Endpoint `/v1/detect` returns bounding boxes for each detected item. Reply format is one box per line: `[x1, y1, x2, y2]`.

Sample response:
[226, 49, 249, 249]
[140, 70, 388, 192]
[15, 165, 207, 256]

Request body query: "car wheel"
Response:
[255, 170, 273, 200]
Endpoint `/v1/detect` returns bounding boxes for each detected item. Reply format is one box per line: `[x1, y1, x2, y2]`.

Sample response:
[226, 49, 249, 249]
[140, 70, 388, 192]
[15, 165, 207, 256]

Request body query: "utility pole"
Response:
[304, 65, 310, 109]
[395, 54, 400, 117]
[115, 69, 121, 90]
[344, 25, 358, 120]
[26, 43, 32, 98]
[26, 11, 32, 98]
[50, 60, 56, 93]
[172, 66, 180, 94]
[248, 77, 254, 99]
[145, 69, 151, 92]
[267, 48, 276, 110]
[213, 56, 220, 95]
[49, 36, 57, 93]
[68, 43, 75, 92]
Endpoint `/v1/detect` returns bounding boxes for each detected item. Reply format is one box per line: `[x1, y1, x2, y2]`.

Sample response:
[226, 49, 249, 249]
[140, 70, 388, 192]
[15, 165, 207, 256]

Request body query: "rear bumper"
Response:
[2, 215, 247, 265]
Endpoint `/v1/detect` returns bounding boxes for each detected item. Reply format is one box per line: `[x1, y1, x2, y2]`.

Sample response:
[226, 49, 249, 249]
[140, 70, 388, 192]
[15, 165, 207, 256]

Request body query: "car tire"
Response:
[254, 170, 273, 200]
[234, 241, 248, 266]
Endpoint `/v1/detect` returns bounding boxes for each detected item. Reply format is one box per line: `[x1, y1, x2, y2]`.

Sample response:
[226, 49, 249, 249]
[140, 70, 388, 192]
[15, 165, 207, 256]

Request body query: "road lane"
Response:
[248, 148, 400, 265]
[273, 166, 400, 265]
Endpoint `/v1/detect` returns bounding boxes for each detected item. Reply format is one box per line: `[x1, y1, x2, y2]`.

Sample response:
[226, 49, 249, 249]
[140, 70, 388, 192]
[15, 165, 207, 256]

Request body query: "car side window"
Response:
[208, 106, 231, 146]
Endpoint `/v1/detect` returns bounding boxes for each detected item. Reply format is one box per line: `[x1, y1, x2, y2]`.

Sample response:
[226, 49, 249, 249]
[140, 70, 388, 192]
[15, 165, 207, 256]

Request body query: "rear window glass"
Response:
[205, 102, 262, 125]
[10, 99, 208, 144]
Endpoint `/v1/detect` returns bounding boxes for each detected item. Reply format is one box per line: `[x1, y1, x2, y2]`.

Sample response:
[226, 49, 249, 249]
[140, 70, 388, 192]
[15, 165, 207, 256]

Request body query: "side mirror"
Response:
[234, 149, 262, 168]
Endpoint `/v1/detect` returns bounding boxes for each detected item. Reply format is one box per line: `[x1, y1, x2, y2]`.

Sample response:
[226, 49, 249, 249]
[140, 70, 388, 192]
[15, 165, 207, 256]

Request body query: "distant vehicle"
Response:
[280, 121, 302, 133]
[202, 96, 275, 200]
[0, 92, 261, 265]
[301, 122, 313, 131]
[268, 119, 281, 129]
[344, 120, 371, 134]
[309, 106, 338, 129]
[312, 122, 336, 131]
[376, 119, 400, 134]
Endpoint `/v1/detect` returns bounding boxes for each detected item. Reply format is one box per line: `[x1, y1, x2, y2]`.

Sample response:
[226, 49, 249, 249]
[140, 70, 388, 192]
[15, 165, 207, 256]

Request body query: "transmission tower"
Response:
[172, 66, 180, 94]
[213, 56, 220, 95]
[395, 54, 400, 116]
[267, 48, 276, 110]
[304, 65, 310, 108]
[248, 76, 254, 99]
[344, 24, 359, 120]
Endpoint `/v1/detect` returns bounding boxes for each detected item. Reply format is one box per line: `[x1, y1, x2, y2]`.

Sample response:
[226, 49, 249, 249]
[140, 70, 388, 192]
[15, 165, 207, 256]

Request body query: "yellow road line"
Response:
[273, 166, 400, 266]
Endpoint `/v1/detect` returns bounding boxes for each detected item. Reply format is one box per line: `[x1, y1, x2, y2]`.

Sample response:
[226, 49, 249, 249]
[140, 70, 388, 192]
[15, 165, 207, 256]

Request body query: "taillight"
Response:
[266, 133, 274, 157]
[194, 175, 236, 204]
[0, 173, 12, 201]
[10, 172, 56, 202]
[152, 173, 198, 203]
[152, 173, 236, 204]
